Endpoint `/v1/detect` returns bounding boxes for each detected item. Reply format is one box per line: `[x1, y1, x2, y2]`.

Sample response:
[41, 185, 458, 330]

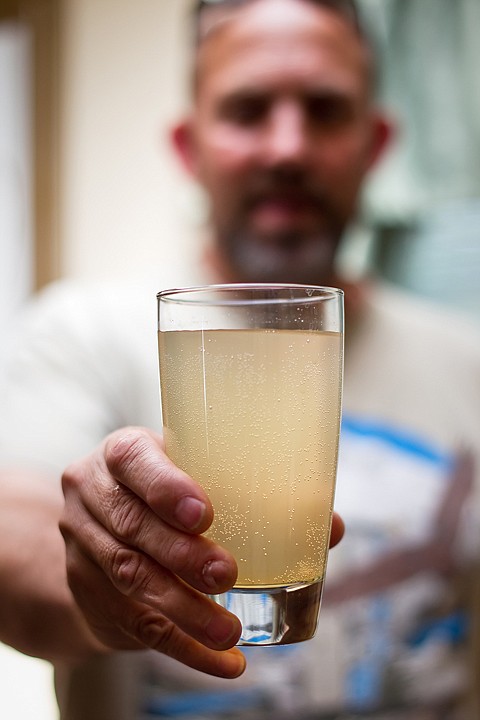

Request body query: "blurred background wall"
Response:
[360, 0, 480, 323]
[59, 0, 196, 281]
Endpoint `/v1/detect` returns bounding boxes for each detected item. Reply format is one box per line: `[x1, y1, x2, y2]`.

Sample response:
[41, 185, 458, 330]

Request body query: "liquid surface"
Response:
[159, 328, 342, 586]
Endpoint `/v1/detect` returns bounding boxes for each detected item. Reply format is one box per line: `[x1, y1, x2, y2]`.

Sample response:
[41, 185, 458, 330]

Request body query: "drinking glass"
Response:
[157, 284, 343, 645]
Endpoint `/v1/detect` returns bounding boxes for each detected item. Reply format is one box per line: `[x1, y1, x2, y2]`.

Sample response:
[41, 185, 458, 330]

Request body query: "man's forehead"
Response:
[195, 0, 369, 96]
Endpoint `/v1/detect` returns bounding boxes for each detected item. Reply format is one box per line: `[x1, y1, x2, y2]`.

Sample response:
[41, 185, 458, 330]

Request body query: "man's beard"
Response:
[216, 169, 347, 284]
[221, 225, 341, 285]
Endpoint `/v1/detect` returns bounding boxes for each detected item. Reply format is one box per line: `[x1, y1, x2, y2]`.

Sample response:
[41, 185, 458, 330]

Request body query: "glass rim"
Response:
[157, 283, 344, 307]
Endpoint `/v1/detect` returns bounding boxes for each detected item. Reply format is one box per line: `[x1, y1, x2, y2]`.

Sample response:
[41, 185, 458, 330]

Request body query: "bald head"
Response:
[192, 0, 374, 96]
[194, 0, 363, 44]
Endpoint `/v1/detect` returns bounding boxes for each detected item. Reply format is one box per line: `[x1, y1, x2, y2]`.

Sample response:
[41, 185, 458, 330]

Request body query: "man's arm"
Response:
[0, 468, 104, 662]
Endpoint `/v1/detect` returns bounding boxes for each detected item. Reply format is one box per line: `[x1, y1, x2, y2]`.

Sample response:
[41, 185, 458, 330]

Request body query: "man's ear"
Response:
[170, 119, 198, 178]
[367, 112, 394, 171]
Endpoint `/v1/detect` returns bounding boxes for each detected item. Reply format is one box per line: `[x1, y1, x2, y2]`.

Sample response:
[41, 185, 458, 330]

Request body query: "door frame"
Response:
[0, 0, 61, 289]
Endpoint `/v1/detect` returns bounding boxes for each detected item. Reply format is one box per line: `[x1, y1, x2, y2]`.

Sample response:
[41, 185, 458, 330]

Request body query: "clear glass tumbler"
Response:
[157, 283, 343, 645]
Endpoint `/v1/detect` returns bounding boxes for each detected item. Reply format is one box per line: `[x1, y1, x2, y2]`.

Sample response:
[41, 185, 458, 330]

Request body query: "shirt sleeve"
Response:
[0, 281, 137, 478]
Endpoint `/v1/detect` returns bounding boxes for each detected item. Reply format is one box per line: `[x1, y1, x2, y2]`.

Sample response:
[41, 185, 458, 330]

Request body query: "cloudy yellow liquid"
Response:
[158, 328, 342, 588]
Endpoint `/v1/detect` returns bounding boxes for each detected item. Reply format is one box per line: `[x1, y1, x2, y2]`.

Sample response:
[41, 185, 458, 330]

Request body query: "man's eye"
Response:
[221, 97, 268, 125]
[306, 95, 355, 129]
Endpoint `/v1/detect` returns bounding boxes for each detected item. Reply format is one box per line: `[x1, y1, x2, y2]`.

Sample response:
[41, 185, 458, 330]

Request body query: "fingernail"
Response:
[175, 496, 206, 530]
[205, 613, 239, 646]
[224, 649, 247, 678]
[202, 560, 231, 591]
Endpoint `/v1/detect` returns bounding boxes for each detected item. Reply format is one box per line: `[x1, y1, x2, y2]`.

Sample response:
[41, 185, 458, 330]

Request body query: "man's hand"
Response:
[60, 427, 344, 678]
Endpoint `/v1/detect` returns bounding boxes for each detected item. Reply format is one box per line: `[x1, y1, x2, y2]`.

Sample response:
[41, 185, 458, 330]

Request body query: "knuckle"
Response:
[110, 546, 155, 597]
[111, 493, 148, 544]
[143, 458, 179, 506]
[58, 516, 71, 542]
[105, 429, 151, 477]
[166, 536, 196, 574]
[58, 505, 82, 543]
[133, 611, 177, 651]
[61, 461, 83, 495]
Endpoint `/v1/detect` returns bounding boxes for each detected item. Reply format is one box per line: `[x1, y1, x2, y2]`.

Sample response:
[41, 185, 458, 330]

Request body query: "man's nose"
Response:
[262, 102, 310, 168]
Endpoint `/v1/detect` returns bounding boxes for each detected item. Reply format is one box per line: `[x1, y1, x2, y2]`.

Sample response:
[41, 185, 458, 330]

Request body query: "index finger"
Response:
[104, 428, 213, 534]
[329, 512, 345, 548]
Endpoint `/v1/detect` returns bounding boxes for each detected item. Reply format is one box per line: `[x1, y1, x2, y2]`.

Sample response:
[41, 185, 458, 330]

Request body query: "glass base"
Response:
[211, 579, 323, 646]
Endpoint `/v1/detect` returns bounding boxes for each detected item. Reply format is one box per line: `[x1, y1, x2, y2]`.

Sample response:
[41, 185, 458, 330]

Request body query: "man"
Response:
[0, 1, 479, 718]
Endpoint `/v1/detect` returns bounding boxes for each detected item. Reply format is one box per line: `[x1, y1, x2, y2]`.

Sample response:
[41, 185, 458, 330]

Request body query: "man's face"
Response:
[187, 0, 378, 284]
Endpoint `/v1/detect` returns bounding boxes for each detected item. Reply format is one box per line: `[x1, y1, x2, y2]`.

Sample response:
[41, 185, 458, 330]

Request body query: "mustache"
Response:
[243, 169, 334, 212]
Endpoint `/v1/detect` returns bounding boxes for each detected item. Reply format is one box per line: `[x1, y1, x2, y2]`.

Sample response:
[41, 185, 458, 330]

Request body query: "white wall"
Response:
[60, 0, 199, 281]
